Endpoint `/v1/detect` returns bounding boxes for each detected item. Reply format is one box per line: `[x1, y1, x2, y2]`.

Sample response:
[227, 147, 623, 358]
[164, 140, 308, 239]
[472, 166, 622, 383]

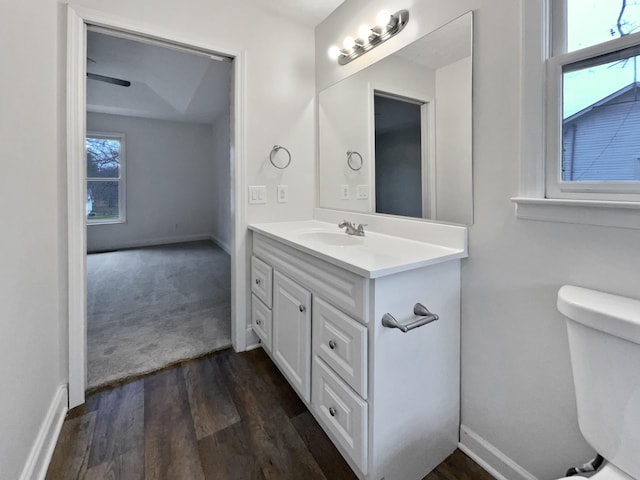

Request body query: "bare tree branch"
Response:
[618, 0, 628, 36]
[86, 138, 120, 177]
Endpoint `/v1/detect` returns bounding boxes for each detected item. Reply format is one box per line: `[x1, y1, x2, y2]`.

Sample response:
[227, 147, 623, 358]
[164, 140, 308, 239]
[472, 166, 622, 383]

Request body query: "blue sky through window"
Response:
[564, 0, 640, 117]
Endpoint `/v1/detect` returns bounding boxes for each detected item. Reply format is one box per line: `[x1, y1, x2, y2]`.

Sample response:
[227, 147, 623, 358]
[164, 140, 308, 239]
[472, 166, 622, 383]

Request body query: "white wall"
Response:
[435, 57, 472, 225]
[86, 113, 217, 251]
[1, 0, 315, 476]
[0, 0, 66, 478]
[317, 1, 640, 479]
[211, 109, 232, 253]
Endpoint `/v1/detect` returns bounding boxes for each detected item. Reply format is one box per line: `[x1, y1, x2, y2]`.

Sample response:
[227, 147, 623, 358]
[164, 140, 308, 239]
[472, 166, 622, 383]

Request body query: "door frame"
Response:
[66, 4, 247, 408]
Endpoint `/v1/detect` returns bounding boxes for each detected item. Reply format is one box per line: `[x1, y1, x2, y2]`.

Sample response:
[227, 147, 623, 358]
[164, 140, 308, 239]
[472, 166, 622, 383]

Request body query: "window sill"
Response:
[511, 197, 640, 230]
[87, 219, 125, 226]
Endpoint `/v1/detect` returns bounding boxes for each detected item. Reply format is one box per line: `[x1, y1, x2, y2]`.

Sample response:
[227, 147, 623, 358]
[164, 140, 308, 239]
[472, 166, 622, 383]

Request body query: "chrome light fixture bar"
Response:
[328, 9, 410, 66]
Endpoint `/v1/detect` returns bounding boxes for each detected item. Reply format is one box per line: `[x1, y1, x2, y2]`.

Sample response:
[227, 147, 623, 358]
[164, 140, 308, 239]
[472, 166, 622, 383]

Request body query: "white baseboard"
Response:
[20, 385, 68, 480]
[209, 234, 231, 255]
[459, 424, 538, 480]
[87, 233, 214, 253]
[245, 342, 262, 351]
[245, 326, 261, 351]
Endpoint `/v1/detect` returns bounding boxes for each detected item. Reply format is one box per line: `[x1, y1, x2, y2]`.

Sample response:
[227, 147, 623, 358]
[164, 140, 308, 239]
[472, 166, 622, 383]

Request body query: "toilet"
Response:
[557, 285, 640, 480]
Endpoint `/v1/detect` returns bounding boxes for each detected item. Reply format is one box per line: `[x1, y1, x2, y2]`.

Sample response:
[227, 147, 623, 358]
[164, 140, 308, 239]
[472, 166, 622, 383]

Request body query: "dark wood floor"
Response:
[47, 348, 493, 480]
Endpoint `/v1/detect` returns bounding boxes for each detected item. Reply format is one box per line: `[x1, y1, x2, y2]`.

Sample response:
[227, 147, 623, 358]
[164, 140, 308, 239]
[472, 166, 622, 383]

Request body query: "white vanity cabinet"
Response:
[249, 230, 462, 480]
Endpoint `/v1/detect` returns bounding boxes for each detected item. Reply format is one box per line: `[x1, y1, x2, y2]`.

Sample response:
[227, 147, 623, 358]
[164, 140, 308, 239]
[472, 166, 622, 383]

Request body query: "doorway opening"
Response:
[67, 7, 247, 407]
[84, 29, 233, 390]
[373, 91, 432, 218]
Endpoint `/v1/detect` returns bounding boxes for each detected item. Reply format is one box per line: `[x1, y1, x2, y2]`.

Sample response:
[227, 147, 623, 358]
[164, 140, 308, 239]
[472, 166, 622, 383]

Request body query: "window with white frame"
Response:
[546, 0, 640, 201]
[86, 133, 125, 224]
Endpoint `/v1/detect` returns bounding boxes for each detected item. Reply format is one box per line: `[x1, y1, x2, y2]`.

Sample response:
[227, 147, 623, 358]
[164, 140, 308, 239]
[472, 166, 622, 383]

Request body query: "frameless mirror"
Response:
[318, 11, 473, 225]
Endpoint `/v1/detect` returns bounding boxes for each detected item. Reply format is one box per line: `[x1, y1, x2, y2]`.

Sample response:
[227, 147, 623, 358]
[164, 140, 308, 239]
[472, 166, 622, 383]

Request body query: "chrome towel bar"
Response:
[381, 303, 439, 332]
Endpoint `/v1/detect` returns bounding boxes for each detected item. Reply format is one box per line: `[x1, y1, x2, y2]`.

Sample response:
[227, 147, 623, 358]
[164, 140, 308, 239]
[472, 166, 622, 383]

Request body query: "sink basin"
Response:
[298, 231, 363, 246]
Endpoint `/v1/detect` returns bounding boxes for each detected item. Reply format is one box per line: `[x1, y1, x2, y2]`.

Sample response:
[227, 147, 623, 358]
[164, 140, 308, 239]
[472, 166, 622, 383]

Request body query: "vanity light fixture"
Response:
[328, 9, 410, 65]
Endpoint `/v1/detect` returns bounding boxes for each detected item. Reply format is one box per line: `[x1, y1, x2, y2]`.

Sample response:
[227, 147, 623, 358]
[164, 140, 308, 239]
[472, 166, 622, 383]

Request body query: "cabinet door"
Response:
[273, 271, 312, 403]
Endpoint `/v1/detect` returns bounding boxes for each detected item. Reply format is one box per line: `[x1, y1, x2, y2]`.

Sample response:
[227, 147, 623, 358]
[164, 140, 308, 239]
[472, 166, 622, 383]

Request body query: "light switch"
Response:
[341, 184, 350, 200]
[249, 186, 267, 204]
[277, 185, 288, 203]
[356, 184, 369, 199]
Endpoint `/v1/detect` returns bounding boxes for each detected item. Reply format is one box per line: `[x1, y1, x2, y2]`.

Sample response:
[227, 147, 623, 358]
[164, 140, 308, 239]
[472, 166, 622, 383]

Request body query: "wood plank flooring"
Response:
[47, 348, 494, 480]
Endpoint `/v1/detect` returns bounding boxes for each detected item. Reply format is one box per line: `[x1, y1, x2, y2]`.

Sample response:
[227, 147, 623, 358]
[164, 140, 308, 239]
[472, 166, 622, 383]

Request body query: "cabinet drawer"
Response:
[251, 294, 272, 351]
[253, 234, 367, 321]
[312, 357, 368, 474]
[251, 256, 272, 308]
[313, 297, 368, 398]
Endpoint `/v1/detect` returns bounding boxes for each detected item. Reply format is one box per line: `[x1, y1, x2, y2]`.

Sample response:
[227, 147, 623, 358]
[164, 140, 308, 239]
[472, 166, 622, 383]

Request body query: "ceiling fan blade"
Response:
[87, 72, 131, 87]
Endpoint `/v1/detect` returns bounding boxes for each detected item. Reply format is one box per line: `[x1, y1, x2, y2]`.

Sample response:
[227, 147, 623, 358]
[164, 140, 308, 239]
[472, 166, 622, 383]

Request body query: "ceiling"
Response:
[86, 2, 344, 124]
[235, 0, 344, 26]
[87, 30, 232, 124]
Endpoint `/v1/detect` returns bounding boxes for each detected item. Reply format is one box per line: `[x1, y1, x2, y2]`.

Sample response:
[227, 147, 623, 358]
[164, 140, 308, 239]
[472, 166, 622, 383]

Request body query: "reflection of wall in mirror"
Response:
[318, 55, 435, 212]
[318, 74, 370, 212]
[435, 56, 472, 225]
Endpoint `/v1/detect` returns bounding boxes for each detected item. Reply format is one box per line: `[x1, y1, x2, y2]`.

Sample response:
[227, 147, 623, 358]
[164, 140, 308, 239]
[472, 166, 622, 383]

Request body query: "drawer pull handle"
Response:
[329, 407, 337, 417]
[255, 278, 261, 285]
[328, 340, 337, 350]
[381, 303, 439, 333]
[299, 305, 306, 313]
[256, 319, 262, 326]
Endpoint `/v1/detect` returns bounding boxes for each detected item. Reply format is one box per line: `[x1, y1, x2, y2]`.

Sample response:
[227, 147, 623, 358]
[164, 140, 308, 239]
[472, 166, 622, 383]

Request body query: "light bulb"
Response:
[328, 45, 341, 60]
[342, 36, 356, 51]
[358, 24, 372, 41]
[376, 9, 392, 28]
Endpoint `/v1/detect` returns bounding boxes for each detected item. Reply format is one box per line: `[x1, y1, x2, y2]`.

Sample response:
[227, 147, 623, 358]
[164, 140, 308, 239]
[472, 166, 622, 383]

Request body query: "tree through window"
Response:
[86, 134, 125, 223]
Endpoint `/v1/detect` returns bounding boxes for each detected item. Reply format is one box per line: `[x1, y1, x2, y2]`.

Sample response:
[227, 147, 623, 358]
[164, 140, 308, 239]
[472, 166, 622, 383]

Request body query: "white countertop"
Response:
[248, 220, 467, 278]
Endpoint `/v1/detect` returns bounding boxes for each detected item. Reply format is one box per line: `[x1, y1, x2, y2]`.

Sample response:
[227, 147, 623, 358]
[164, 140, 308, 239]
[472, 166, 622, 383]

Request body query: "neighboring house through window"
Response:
[86, 132, 125, 224]
[546, 0, 640, 201]
[563, 83, 640, 182]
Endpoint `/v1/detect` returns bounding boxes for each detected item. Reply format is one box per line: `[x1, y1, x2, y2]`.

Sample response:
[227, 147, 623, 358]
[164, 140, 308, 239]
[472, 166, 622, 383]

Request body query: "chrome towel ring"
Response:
[347, 150, 363, 171]
[269, 145, 292, 169]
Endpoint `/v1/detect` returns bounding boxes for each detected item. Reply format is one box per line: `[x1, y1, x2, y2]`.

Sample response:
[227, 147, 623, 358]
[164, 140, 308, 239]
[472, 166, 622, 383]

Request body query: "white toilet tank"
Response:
[558, 285, 640, 480]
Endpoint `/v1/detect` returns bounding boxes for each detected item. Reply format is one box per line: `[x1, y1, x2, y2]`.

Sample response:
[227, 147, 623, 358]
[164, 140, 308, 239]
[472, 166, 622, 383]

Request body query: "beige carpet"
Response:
[86, 241, 231, 390]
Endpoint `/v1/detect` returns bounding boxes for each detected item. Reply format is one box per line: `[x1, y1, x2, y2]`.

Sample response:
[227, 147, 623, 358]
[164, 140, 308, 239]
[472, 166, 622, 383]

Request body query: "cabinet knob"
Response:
[329, 407, 336, 417]
[255, 278, 261, 285]
[299, 305, 306, 313]
[256, 319, 262, 326]
[329, 340, 337, 350]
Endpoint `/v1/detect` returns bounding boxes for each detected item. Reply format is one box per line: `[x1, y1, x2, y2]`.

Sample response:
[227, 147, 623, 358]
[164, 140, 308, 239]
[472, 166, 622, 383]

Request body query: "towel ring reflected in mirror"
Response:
[347, 150, 363, 171]
[269, 145, 292, 169]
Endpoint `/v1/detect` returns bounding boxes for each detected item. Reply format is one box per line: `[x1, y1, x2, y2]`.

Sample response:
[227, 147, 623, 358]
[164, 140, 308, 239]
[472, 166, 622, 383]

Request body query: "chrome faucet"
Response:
[338, 220, 366, 236]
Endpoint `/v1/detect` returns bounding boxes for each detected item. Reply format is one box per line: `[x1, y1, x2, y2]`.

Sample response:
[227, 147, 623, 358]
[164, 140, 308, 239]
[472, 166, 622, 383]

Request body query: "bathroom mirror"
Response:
[318, 11, 473, 225]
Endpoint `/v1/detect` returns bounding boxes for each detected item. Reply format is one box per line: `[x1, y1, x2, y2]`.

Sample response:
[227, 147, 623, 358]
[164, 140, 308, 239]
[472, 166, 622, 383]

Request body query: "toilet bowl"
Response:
[557, 286, 640, 480]
[557, 463, 635, 480]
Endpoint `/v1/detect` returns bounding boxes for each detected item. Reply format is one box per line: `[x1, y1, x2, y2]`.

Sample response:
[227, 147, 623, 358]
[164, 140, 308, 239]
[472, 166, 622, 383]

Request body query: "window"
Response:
[86, 133, 125, 224]
[546, 0, 640, 201]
